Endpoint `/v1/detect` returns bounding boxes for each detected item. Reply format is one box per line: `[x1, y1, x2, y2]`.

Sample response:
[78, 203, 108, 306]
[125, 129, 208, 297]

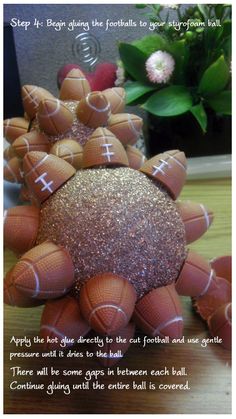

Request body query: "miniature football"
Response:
[23, 151, 76, 204]
[175, 250, 215, 297]
[79, 273, 137, 335]
[82, 128, 129, 168]
[4, 205, 40, 254]
[12, 131, 50, 158]
[192, 253, 231, 347]
[134, 284, 183, 339]
[76, 92, 111, 128]
[37, 99, 74, 135]
[4, 268, 45, 308]
[22, 85, 55, 119]
[208, 303, 231, 350]
[4, 145, 18, 161]
[50, 139, 83, 170]
[176, 201, 214, 244]
[126, 145, 146, 170]
[40, 295, 90, 350]
[108, 113, 143, 145]
[4, 157, 23, 183]
[4, 68, 145, 183]
[210, 255, 232, 283]
[10, 241, 75, 299]
[103, 87, 126, 114]
[57, 64, 82, 88]
[59, 68, 91, 100]
[4, 117, 29, 144]
[193, 276, 231, 321]
[140, 150, 187, 200]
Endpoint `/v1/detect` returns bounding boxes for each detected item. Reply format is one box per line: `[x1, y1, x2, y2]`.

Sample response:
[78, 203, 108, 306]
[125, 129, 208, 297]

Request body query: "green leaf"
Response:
[133, 34, 167, 56]
[135, 4, 147, 8]
[222, 37, 232, 61]
[197, 4, 209, 20]
[167, 40, 189, 84]
[142, 85, 193, 117]
[222, 20, 232, 38]
[152, 4, 162, 13]
[207, 90, 232, 115]
[119, 43, 150, 84]
[190, 103, 207, 133]
[198, 55, 230, 96]
[215, 4, 224, 19]
[124, 81, 157, 105]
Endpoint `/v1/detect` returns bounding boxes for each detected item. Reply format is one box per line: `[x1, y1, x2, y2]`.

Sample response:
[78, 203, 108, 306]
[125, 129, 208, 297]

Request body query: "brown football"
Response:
[208, 303, 231, 350]
[102, 87, 126, 114]
[59, 68, 91, 100]
[4, 267, 45, 308]
[4, 157, 23, 183]
[175, 250, 216, 297]
[40, 295, 90, 350]
[37, 99, 73, 135]
[210, 255, 232, 283]
[23, 151, 76, 204]
[4, 145, 18, 161]
[50, 139, 83, 170]
[11, 241, 75, 299]
[176, 201, 214, 244]
[82, 127, 129, 168]
[76, 91, 111, 128]
[108, 113, 143, 146]
[12, 131, 50, 158]
[79, 273, 137, 336]
[22, 85, 54, 119]
[4, 205, 40, 254]
[126, 145, 146, 170]
[134, 284, 183, 339]
[140, 150, 187, 200]
[4, 117, 29, 144]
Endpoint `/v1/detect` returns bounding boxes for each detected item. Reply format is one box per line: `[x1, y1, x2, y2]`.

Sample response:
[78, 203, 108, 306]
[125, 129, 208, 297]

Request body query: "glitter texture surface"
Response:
[37, 168, 186, 298]
[33, 101, 94, 146]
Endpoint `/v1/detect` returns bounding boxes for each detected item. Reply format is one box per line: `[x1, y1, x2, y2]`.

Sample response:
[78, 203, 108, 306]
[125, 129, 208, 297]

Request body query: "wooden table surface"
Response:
[4, 178, 231, 414]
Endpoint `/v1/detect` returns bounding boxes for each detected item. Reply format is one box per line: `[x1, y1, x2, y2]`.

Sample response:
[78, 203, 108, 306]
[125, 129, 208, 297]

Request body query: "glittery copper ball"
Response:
[36, 168, 186, 298]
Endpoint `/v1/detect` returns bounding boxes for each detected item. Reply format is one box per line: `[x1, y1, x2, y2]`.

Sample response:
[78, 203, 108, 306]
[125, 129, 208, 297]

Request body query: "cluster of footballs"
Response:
[4, 65, 231, 366]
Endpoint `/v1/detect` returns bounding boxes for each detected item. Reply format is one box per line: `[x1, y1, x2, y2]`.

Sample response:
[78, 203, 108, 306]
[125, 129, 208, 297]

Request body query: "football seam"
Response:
[14, 142, 49, 150]
[110, 278, 128, 329]
[166, 286, 181, 316]
[152, 316, 183, 337]
[186, 260, 211, 276]
[40, 104, 64, 136]
[134, 305, 157, 334]
[109, 117, 140, 128]
[83, 282, 112, 332]
[6, 213, 39, 220]
[182, 214, 213, 223]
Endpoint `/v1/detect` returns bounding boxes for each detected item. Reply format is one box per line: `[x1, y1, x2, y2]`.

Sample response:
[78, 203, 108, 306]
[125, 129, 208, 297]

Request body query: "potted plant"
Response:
[118, 4, 231, 157]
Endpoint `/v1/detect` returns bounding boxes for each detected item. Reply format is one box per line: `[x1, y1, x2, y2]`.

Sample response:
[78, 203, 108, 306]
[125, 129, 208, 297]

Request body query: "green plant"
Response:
[119, 4, 231, 133]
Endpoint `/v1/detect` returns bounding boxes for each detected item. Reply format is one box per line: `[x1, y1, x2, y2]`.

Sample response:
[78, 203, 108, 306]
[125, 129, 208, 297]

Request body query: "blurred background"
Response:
[4, 4, 167, 97]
